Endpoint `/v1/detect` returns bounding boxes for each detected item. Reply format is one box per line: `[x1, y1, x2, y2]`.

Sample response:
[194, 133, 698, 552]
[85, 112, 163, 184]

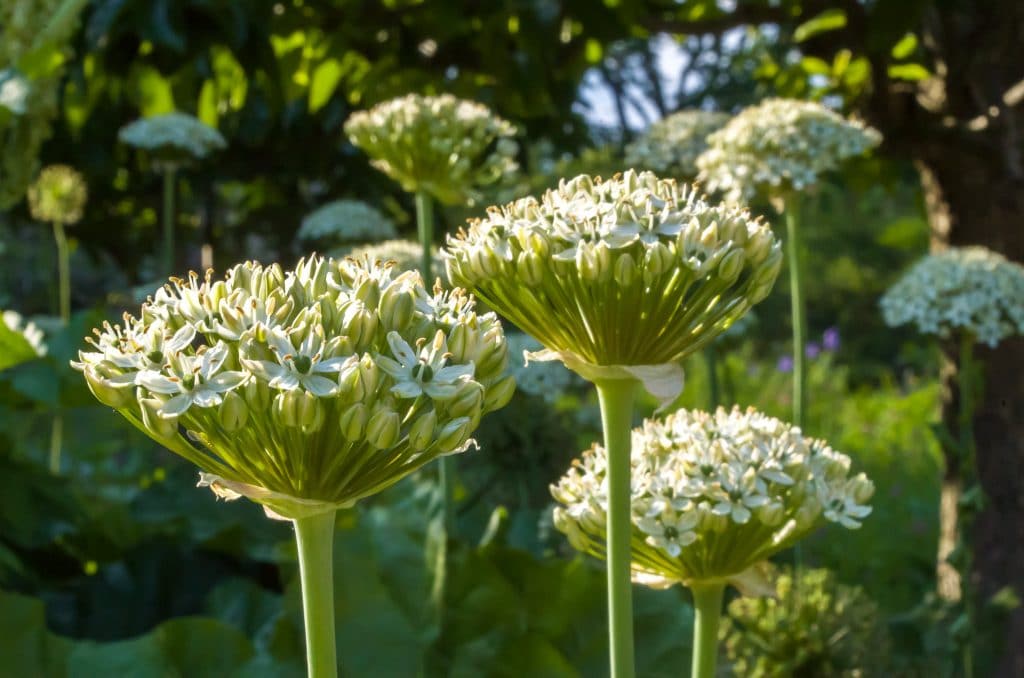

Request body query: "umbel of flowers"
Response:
[298, 199, 398, 248]
[624, 109, 730, 178]
[72, 255, 514, 678]
[697, 98, 881, 428]
[443, 169, 782, 678]
[551, 406, 873, 678]
[346, 239, 444, 282]
[119, 112, 227, 276]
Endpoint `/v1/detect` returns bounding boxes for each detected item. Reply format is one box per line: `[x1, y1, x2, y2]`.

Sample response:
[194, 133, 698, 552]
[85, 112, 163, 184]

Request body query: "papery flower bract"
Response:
[118, 112, 227, 168]
[625, 109, 730, 178]
[28, 164, 87, 225]
[443, 170, 782, 397]
[880, 246, 1024, 347]
[551, 407, 873, 590]
[298, 199, 398, 245]
[71, 256, 513, 520]
[345, 93, 519, 206]
[696, 99, 881, 203]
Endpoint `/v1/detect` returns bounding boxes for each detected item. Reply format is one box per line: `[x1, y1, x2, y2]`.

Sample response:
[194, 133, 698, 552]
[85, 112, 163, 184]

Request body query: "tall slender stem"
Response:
[596, 378, 638, 678]
[294, 511, 338, 678]
[162, 167, 177, 276]
[784, 200, 807, 428]
[690, 582, 725, 678]
[958, 332, 977, 678]
[52, 222, 71, 323]
[703, 344, 720, 410]
[415, 190, 434, 283]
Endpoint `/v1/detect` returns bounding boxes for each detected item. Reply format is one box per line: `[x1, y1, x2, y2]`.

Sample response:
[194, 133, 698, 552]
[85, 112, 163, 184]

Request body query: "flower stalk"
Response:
[691, 582, 725, 678]
[162, 166, 176, 276]
[784, 199, 806, 428]
[294, 510, 338, 678]
[596, 378, 638, 678]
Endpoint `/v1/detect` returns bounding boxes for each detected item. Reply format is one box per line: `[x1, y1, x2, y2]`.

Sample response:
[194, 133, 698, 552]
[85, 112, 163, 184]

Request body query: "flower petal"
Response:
[159, 393, 193, 418]
[302, 374, 339, 398]
[390, 381, 423, 399]
[167, 324, 197, 352]
[209, 371, 248, 392]
[386, 331, 417, 366]
[137, 371, 181, 395]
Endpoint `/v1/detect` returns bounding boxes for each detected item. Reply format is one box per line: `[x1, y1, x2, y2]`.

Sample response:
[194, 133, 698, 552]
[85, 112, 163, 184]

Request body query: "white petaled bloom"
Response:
[298, 199, 398, 245]
[27, 164, 88, 225]
[879, 246, 1024, 348]
[346, 239, 444, 280]
[504, 333, 578, 401]
[118, 112, 227, 168]
[696, 98, 881, 203]
[551, 406, 873, 591]
[625, 109, 731, 178]
[71, 255, 514, 521]
[345, 93, 519, 206]
[443, 170, 782, 397]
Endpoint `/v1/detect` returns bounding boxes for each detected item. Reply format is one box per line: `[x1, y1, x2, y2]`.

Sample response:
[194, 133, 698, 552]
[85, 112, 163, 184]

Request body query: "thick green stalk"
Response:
[784, 201, 807, 428]
[162, 167, 177, 276]
[415, 190, 434, 282]
[596, 378, 638, 678]
[703, 344, 720, 410]
[690, 582, 725, 678]
[294, 511, 338, 678]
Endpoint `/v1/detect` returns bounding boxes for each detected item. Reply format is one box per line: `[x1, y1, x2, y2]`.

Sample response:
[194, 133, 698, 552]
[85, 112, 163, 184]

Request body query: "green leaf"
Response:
[0, 590, 73, 677]
[0, 313, 41, 372]
[309, 58, 344, 113]
[131, 65, 175, 116]
[842, 57, 871, 88]
[585, 39, 603, 63]
[198, 80, 218, 127]
[800, 57, 831, 76]
[888, 63, 931, 81]
[794, 9, 847, 42]
[891, 33, 919, 59]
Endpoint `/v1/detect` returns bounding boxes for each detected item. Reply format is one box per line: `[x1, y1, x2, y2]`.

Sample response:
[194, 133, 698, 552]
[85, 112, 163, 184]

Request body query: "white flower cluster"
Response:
[505, 333, 578, 401]
[2, 309, 46, 357]
[443, 170, 782, 371]
[696, 99, 881, 202]
[624, 109, 730, 178]
[118, 113, 227, 166]
[72, 256, 515, 519]
[880, 246, 1024, 347]
[298, 199, 398, 245]
[345, 239, 443, 279]
[28, 164, 87, 225]
[551, 407, 873, 588]
[345, 93, 519, 205]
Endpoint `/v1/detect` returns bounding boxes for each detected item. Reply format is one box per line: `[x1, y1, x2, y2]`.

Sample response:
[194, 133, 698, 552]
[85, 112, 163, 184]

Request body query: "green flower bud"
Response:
[408, 409, 438, 451]
[358, 354, 381, 397]
[700, 221, 719, 248]
[476, 328, 508, 378]
[339, 402, 368, 440]
[448, 381, 485, 418]
[83, 368, 136, 408]
[613, 252, 637, 288]
[296, 390, 324, 432]
[447, 323, 473, 364]
[272, 392, 299, 428]
[483, 374, 516, 412]
[718, 248, 746, 284]
[366, 407, 400, 450]
[644, 241, 674, 278]
[517, 251, 545, 287]
[218, 390, 249, 432]
[140, 397, 178, 440]
[354, 276, 381, 308]
[378, 284, 415, 332]
[244, 378, 272, 412]
[435, 416, 473, 454]
[850, 474, 875, 504]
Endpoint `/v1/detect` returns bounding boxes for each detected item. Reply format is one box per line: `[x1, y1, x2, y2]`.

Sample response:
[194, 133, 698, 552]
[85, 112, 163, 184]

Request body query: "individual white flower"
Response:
[137, 342, 248, 417]
[345, 239, 443, 279]
[879, 246, 1024, 347]
[551, 406, 872, 589]
[242, 325, 348, 397]
[696, 98, 881, 203]
[377, 330, 474, 400]
[625, 109, 730, 177]
[298, 199, 398, 245]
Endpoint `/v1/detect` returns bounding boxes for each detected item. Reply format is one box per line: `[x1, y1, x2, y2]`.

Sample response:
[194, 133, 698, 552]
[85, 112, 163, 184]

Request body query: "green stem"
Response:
[596, 379, 638, 678]
[690, 583, 725, 678]
[958, 332, 977, 678]
[784, 200, 807, 429]
[162, 167, 177, 277]
[49, 417, 63, 475]
[294, 511, 338, 678]
[703, 344, 720, 410]
[415, 190, 433, 283]
[52, 222, 70, 323]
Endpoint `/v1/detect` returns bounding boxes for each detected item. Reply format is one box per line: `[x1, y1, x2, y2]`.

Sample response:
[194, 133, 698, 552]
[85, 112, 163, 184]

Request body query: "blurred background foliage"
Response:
[0, 0, 984, 675]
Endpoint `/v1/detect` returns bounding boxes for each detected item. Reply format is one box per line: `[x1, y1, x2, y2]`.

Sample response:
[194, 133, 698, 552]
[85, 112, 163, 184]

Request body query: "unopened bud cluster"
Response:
[345, 93, 518, 205]
[72, 256, 514, 519]
[443, 170, 782, 368]
[551, 407, 873, 589]
[625, 110, 730, 178]
[118, 112, 227, 168]
[880, 246, 1024, 348]
[298, 199, 398, 245]
[696, 98, 881, 202]
[28, 164, 87, 225]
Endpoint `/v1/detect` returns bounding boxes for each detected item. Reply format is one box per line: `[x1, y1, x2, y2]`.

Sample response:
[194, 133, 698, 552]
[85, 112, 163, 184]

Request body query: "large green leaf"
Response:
[0, 590, 73, 677]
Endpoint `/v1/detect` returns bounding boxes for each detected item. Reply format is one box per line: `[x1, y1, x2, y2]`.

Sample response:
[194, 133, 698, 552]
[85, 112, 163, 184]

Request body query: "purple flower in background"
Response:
[777, 355, 794, 373]
[823, 326, 841, 352]
[805, 342, 821, 359]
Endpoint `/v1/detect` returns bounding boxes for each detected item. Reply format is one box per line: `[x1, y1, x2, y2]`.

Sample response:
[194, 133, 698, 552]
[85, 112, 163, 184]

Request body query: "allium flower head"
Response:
[697, 99, 881, 202]
[443, 170, 782, 398]
[345, 93, 519, 205]
[28, 164, 87, 225]
[298, 199, 398, 245]
[505, 333, 578, 402]
[71, 256, 515, 520]
[551, 407, 873, 590]
[118, 113, 227, 168]
[345, 239, 444, 282]
[880, 246, 1024, 347]
[624, 109, 730, 178]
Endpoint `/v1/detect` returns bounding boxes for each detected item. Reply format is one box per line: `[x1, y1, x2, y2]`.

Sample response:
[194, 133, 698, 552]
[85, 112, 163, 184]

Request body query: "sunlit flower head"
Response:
[625, 109, 730, 178]
[880, 246, 1024, 347]
[345, 239, 443, 281]
[72, 255, 515, 520]
[551, 407, 873, 590]
[28, 164, 87, 225]
[118, 112, 227, 168]
[696, 98, 881, 202]
[442, 170, 782, 398]
[298, 199, 398, 245]
[345, 93, 519, 205]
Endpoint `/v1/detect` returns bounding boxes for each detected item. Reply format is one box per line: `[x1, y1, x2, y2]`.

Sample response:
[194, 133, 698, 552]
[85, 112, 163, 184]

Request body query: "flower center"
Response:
[147, 350, 164, 365]
[412, 362, 434, 382]
[182, 374, 196, 390]
[293, 355, 313, 374]
[663, 526, 679, 540]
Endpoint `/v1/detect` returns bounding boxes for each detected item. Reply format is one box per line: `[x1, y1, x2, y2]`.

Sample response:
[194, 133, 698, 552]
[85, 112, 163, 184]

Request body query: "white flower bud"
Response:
[366, 407, 400, 449]
[613, 252, 637, 288]
[218, 390, 249, 432]
[517, 251, 545, 287]
[378, 284, 415, 332]
[339, 402, 368, 440]
[140, 396, 178, 440]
